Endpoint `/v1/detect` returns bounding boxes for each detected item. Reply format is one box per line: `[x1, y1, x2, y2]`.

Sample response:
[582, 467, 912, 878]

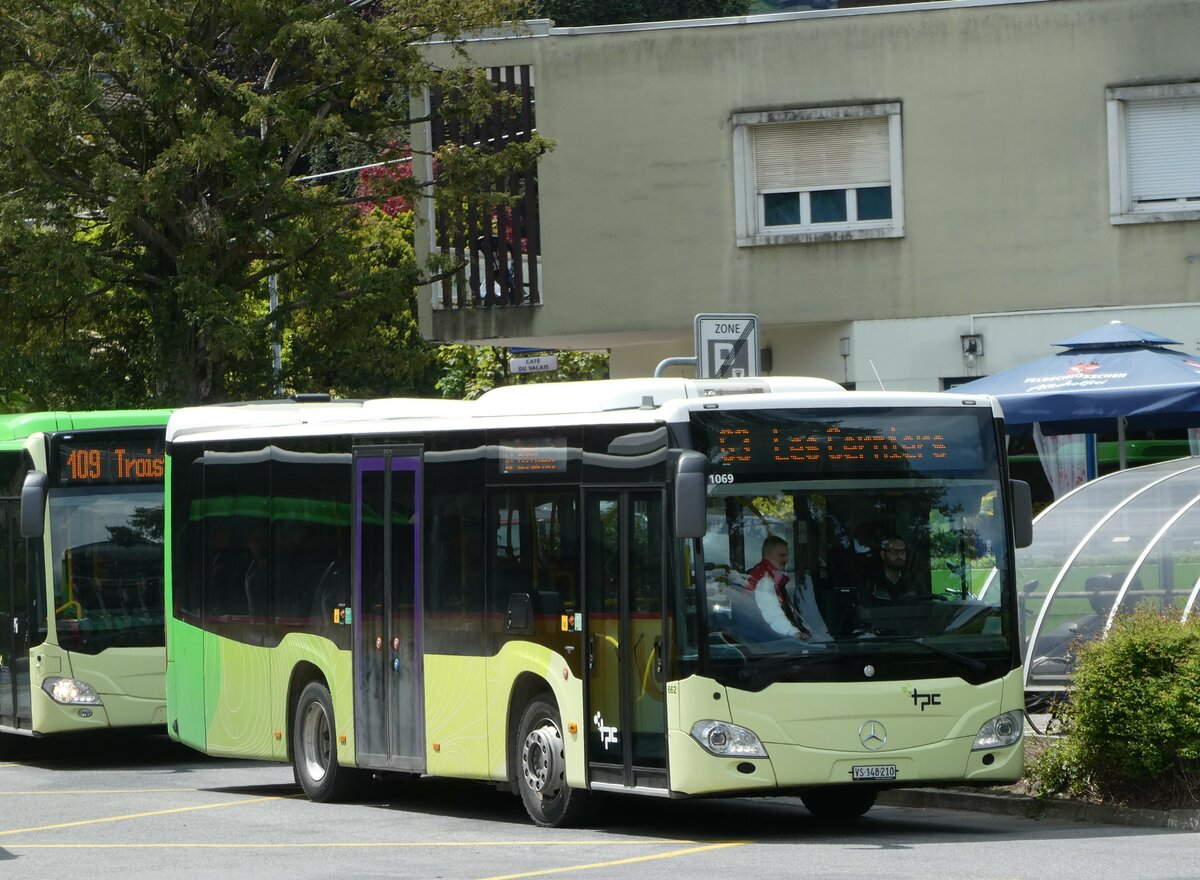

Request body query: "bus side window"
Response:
[490, 491, 580, 631]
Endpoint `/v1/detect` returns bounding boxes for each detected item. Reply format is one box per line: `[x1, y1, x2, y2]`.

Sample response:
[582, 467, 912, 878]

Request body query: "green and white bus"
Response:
[164, 379, 1032, 826]
[0, 410, 171, 746]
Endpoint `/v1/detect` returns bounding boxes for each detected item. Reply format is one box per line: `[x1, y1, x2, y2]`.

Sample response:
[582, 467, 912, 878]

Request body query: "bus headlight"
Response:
[972, 710, 1022, 750]
[42, 677, 103, 706]
[690, 720, 768, 758]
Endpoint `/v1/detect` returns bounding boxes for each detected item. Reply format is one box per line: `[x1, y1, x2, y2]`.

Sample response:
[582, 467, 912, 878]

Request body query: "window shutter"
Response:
[1127, 97, 1200, 202]
[753, 116, 890, 191]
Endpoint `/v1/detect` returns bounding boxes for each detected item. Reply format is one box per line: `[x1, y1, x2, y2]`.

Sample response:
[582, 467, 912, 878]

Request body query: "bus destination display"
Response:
[55, 433, 166, 486]
[699, 411, 987, 475]
[499, 436, 568, 475]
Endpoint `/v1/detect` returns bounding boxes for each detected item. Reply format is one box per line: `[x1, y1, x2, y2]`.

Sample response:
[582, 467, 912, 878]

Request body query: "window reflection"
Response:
[50, 488, 164, 653]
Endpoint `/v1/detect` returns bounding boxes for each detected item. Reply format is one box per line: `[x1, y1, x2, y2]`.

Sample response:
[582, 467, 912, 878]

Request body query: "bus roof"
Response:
[470, 376, 844, 415]
[166, 378, 1005, 445]
[166, 397, 472, 443]
[0, 409, 173, 442]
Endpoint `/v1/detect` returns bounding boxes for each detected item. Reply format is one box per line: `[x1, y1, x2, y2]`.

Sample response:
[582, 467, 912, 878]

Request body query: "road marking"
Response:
[0, 794, 300, 836]
[478, 841, 750, 879]
[0, 841, 700, 848]
[0, 788, 191, 796]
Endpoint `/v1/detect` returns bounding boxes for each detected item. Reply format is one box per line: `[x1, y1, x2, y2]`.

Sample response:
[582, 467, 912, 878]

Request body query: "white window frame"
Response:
[1107, 82, 1200, 225]
[732, 102, 904, 247]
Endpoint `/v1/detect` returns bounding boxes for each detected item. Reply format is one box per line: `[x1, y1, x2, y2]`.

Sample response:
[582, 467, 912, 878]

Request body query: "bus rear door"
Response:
[352, 448, 425, 772]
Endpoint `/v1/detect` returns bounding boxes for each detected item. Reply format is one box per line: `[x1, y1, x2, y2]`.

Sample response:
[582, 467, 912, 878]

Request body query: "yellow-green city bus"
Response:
[0, 410, 172, 747]
[163, 378, 1032, 826]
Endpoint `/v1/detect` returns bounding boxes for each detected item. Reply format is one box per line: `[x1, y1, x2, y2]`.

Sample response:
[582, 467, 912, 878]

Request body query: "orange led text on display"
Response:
[64, 446, 165, 483]
[717, 426, 949, 465]
[500, 437, 568, 475]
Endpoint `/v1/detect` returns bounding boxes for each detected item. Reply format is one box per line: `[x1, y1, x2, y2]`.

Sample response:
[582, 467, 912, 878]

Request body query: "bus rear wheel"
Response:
[514, 697, 589, 827]
[800, 785, 878, 820]
[292, 681, 369, 802]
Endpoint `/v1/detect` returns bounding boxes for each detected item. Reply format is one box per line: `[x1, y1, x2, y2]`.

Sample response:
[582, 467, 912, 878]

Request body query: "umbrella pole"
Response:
[1118, 417, 1127, 470]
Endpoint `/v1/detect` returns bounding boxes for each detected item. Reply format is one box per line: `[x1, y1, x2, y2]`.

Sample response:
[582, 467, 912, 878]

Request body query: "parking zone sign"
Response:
[694, 314, 761, 379]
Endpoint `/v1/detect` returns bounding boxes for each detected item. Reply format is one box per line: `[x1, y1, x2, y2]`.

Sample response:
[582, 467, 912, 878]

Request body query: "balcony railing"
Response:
[431, 65, 541, 310]
[431, 245, 542, 310]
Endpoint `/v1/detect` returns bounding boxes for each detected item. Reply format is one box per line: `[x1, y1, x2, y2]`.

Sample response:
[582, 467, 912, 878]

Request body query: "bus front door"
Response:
[352, 449, 425, 773]
[584, 490, 668, 793]
[0, 498, 31, 731]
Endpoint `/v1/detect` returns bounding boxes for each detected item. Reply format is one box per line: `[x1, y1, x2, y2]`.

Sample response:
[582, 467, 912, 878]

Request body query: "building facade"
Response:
[413, 0, 1200, 388]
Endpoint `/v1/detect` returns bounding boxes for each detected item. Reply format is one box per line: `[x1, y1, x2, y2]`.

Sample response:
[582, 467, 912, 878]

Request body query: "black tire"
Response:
[513, 697, 589, 827]
[292, 681, 370, 802]
[800, 786, 878, 820]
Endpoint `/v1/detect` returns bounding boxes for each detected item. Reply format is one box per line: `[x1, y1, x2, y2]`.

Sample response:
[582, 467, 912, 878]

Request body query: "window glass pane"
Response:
[763, 192, 801, 227]
[271, 446, 351, 637]
[49, 488, 165, 653]
[857, 186, 892, 220]
[1126, 96, 1200, 203]
[811, 190, 847, 223]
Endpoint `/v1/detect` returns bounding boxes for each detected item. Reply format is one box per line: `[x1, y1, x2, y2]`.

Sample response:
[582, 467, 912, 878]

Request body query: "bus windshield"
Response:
[692, 407, 1015, 688]
[48, 487, 164, 653]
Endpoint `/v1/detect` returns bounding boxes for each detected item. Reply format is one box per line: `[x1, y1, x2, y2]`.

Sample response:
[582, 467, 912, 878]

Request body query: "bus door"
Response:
[352, 448, 424, 772]
[584, 489, 668, 793]
[0, 498, 31, 730]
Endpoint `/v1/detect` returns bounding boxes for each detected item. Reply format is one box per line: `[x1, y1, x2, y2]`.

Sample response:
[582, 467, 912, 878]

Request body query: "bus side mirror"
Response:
[21, 470, 49, 539]
[674, 451, 707, 539]
[1010, 479, 1033, 549]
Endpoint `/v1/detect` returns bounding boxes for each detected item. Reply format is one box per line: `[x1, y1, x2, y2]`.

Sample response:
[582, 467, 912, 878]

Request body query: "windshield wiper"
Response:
[725, 650, 844, 689]
[871, 637, 987, 674]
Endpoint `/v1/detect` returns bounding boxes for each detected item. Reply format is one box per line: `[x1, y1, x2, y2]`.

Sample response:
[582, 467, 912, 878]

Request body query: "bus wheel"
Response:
[799, 786, 878, 820]
[514, 697, 588, 827]
[292, 681, 368, 803]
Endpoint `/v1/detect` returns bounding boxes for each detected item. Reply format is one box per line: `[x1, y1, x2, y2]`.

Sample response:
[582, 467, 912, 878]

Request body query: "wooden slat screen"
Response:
[430, 65, 540, 309]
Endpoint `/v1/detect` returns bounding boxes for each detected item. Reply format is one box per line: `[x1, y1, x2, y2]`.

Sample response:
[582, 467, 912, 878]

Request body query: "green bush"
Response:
[1029, 609, 1200, 809]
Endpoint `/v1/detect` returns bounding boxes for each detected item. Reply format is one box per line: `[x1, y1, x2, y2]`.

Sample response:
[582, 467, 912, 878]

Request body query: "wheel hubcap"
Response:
[521, 720, 565, 801]
[300, 701, 332, 784]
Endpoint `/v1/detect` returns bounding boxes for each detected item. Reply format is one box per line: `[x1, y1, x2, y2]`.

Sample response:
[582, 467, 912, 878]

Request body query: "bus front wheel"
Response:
[292, 681, 369, 802]
[514, 697, 589, 827]
[799, 785, 878, 820]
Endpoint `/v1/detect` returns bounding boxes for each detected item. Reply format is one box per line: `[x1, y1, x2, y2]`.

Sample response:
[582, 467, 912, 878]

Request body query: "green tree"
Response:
[0, 0, 546, 407]
[434, 345, 607, 399]
[527, 0, 750, 26]
[287, 209, 439, 398]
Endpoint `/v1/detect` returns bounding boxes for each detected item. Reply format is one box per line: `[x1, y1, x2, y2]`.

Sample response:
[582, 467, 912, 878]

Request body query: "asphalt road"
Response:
[1, 732, 1195, 880]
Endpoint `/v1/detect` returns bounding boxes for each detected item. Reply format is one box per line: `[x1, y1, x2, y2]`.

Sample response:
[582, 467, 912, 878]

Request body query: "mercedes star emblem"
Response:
[859, 720, 888, 751]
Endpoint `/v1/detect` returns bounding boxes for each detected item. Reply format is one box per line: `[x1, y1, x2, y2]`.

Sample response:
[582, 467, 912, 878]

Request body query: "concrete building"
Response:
[413, 0, 1200, 388]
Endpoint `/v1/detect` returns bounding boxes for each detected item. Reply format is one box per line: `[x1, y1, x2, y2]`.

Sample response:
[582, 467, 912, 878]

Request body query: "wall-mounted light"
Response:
[961, 334, 983, 357]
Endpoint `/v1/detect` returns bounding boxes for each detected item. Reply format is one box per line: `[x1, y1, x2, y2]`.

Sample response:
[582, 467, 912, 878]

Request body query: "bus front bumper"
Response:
[665, 728, 1023, 796]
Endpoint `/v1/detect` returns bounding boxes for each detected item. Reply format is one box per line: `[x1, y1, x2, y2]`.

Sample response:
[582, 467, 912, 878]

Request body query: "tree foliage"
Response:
[434, 345, 607, 399]
[0, 0, 545, 406]
[527, 0, 750, 26]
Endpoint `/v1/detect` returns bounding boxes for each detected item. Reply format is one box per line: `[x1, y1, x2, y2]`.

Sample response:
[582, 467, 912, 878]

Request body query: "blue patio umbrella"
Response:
[951, 321, 1200, 463]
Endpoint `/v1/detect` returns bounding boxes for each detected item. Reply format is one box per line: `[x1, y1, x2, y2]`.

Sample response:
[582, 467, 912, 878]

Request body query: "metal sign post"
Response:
[694, 314, 761, 379]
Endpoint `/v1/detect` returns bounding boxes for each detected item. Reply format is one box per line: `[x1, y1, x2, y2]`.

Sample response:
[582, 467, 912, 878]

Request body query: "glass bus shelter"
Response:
[1019, 455, 1200, 709]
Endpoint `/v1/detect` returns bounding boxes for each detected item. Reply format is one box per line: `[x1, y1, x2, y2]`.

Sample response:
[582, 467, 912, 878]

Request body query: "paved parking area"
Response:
[2, 732, 1196, 880]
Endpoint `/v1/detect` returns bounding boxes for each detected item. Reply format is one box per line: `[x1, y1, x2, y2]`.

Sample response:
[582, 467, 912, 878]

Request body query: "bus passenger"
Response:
[744, 536, 810, 640]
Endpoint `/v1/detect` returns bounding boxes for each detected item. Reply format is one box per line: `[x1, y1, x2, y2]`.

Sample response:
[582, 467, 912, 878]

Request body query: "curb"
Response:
[876, 788, 1200, 832]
